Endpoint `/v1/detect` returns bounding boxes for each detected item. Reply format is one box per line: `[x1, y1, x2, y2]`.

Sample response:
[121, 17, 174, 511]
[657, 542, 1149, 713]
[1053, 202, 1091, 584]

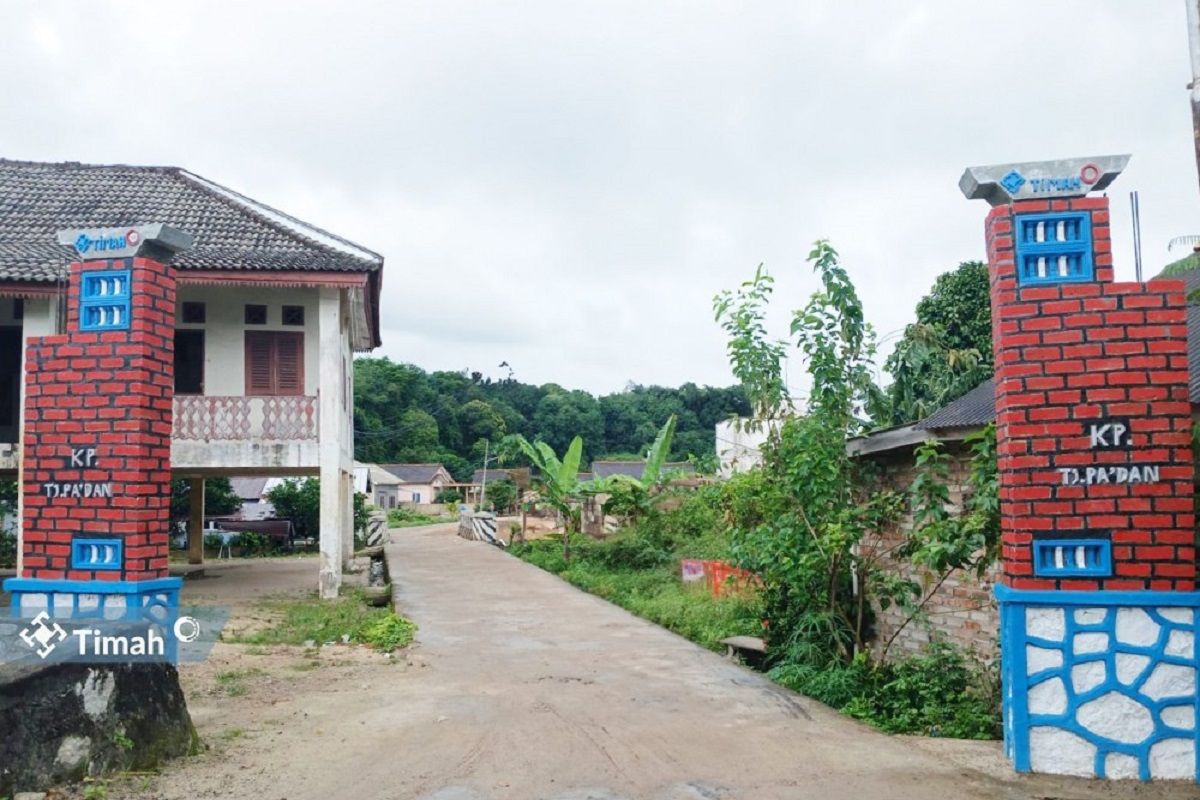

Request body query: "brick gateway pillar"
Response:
[961, 156, 1200, 781]
[4, 225, 192, 654]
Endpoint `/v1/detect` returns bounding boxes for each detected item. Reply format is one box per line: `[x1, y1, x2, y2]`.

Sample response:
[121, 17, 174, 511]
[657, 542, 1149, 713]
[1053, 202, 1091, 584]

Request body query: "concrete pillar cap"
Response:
[55, 224, 193, 262]
[959, 155, 1130, 206]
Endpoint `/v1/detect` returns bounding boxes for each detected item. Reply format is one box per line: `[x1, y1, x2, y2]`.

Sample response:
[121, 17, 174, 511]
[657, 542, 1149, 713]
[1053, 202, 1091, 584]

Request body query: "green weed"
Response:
[230, 589, 416, 653]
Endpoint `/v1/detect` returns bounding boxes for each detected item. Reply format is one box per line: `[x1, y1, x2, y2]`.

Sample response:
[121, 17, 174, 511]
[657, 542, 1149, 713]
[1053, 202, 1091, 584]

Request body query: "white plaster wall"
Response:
[175, 285, 320, 396]
[715, 418, 780, 478]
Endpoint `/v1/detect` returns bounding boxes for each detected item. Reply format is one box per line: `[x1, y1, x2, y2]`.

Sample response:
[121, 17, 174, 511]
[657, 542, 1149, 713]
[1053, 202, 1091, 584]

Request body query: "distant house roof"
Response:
[0, 159, 383, 347]
[472, 469, 512, 485]
[914, 379, 998, 431]
[591, 461, 696, 479]
[381, 463, 449, 484]
[229, 476, 270, 501]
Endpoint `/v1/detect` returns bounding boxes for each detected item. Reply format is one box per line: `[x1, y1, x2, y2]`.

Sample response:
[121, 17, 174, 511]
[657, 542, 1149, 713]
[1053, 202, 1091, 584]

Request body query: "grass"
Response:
[514, 535, 762, 652]
[230, 588, 417, 652]
[215, 668, 263, 697]
[513, 528, 1000, 740]
[387, 507, 454, 528]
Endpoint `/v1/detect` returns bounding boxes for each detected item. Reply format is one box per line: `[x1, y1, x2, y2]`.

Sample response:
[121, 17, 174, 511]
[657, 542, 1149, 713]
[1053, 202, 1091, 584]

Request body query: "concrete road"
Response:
[135, 526, 1188, 799]
[376, 525, 1180, 800]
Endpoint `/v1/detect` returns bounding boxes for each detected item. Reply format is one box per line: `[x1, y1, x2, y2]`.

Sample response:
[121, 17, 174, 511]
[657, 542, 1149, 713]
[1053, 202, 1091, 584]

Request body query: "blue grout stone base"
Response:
[997, 585, 1200, 781]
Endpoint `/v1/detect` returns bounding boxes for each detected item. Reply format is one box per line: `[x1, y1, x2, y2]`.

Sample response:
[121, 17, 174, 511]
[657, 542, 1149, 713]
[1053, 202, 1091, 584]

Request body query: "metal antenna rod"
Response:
[1131, 191, 1144, 283]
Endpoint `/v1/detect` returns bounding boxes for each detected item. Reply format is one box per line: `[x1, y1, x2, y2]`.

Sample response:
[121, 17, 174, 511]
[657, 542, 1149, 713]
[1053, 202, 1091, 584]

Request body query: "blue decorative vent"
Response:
[1032, 537, 1111, 577]
[79, 269, 131, 331]
[72, 538, 123, 571]
[1014, 212, 1093, 286]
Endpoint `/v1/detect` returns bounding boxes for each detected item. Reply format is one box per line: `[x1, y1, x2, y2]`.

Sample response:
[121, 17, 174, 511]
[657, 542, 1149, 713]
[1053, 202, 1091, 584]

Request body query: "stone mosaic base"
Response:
[998, 586, 1200, 781]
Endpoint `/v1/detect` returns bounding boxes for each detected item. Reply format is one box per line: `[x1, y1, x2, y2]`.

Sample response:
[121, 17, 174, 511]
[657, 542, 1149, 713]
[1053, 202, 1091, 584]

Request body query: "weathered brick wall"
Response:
[987, 197, 1195, 591]
[867, 446, 1000, 662]
[21, 256, 176, 582]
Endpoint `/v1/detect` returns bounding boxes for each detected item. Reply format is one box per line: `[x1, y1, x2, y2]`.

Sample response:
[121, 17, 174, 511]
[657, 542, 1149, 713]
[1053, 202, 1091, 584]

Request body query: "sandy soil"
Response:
[40, 528, 1200, 800]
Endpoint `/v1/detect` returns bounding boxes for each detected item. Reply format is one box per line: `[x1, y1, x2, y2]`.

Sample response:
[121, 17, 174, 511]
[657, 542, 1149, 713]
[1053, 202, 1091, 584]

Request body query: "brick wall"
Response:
[867, 446, 1000, 662]
[21, 256, 176, 582]
[987, 197, 1195, 591]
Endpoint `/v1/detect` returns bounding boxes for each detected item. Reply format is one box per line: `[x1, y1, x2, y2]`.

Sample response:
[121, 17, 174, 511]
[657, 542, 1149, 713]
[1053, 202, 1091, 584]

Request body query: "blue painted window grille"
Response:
[71, 538, 123, 571]
[1013, 212, 1093, 285]
[1032, 537, 1111, 577]
[79, 269, 132, 331]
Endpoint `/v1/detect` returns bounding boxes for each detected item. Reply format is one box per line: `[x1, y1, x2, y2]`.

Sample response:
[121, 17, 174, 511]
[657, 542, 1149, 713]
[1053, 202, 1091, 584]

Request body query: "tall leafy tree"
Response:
[170, 476, 242, 519]
[875, 261, 992, 426]
[351, 358, 747, 477]
[266, 478, 321, 541]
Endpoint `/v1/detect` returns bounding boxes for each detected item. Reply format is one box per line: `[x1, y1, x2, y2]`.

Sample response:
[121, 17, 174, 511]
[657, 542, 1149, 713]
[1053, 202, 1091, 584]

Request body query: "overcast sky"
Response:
[3, 2, 1199, 397]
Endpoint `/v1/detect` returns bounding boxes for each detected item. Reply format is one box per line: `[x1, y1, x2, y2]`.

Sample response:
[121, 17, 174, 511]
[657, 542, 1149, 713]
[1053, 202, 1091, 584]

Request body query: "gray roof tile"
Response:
[381, 464, 448, 484]
[0, 159, 382, 282]
[591, 461, 696, 478]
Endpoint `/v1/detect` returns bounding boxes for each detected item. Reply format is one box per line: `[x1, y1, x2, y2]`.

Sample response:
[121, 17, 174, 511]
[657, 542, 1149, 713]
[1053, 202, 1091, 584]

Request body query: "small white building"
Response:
[714, 418, 782, 477]
[0, 159, 385, 598]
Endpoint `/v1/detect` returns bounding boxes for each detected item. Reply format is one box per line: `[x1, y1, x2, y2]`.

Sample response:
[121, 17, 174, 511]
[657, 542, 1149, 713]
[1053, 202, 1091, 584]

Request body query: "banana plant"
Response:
[512, 434, 584, 559]
[589, 415, 679, 521]
[639, 413, 678, 485]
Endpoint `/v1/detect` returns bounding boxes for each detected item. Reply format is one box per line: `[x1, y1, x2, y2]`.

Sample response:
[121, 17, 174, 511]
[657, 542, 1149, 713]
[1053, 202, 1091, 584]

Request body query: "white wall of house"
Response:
[175, 285, 320, 396]
[715, 418, 781, 478]
[398, 483, 440, 504]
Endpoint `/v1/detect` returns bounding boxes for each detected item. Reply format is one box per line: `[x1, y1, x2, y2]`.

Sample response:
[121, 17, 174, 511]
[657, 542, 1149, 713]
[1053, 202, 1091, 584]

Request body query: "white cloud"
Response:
[2, 1, 1198, 394]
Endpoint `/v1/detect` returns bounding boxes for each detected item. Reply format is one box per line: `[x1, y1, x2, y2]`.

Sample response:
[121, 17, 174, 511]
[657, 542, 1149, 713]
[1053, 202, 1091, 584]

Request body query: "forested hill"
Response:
[353, 358, 750, 479]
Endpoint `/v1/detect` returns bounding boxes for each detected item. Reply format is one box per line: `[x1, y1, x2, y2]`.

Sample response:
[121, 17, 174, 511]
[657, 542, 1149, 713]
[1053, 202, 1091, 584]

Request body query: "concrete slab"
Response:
[374, 525, 1175, 799]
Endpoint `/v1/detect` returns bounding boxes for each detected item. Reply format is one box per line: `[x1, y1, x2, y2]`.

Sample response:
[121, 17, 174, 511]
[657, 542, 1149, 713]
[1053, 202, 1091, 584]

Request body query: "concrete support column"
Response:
[317, 287, 344, 599]
[341, 470, 354, 569]
[187, 477, 205, 565]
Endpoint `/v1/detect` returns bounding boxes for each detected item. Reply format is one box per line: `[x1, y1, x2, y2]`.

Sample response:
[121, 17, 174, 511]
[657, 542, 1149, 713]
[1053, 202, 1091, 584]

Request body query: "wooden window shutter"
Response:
[275, 332, 304, 395]
[245, 332, 276, 394]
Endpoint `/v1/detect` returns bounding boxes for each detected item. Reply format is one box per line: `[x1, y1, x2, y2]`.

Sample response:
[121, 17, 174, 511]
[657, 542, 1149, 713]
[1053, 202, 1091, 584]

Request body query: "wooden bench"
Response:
[720, 635, 766, 660]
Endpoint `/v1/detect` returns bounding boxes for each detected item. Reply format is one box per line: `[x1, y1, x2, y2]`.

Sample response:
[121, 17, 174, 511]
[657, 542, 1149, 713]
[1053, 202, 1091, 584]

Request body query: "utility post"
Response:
[479, 440, 489, 509]
[478, 440, 498, 510]
[1186, 0, 1200, 192]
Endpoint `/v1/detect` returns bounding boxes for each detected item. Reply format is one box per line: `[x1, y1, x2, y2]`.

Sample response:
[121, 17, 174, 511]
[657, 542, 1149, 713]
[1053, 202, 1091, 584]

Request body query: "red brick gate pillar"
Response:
[961, 156, 1200, 781]
[5, 225, 191, 656]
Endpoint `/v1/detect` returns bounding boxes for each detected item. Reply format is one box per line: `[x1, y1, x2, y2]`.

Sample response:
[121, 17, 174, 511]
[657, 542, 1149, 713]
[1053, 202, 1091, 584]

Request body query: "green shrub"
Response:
[512, 533, 760, 652]
[233, 589, 417, 653]
[360, 613, 417, 652]
[234, 531, 272, 556]
[770, 642, 1000, 739]
[588, 532, 671, 570]
[0, 529, 15, 568]
[387, 507, 444, 527]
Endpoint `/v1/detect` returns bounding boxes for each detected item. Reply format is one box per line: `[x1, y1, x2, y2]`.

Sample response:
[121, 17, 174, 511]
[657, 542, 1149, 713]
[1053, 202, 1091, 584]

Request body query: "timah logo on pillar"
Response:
[72, 229, 138, 255]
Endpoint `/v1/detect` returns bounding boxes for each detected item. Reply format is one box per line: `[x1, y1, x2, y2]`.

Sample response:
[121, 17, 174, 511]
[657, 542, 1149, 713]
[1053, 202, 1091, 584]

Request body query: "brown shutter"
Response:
[275, 332, 304, 395]
[245, 332, 275, 394]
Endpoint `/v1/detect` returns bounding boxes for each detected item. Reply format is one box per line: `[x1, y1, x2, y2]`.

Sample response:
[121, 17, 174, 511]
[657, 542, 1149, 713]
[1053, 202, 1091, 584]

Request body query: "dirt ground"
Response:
[44, 555, 401, 800]
[54, 523, 1193, 800]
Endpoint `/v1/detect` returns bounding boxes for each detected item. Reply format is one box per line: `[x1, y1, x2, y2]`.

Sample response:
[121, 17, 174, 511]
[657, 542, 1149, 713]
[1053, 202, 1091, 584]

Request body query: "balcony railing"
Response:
[173, 396, 318, 442]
